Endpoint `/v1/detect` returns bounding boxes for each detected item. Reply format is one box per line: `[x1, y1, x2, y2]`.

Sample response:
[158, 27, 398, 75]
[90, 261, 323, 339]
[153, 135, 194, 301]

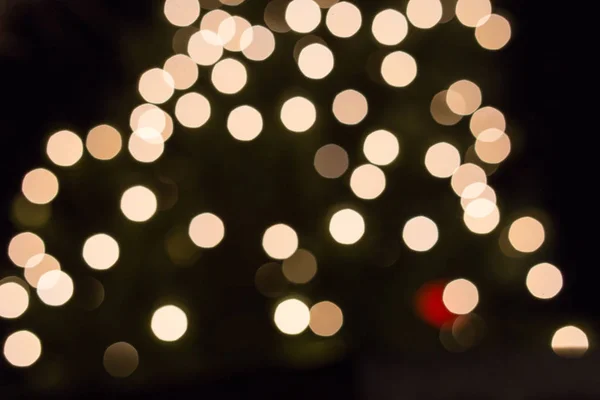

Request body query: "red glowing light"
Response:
[415, 281, 456, 328]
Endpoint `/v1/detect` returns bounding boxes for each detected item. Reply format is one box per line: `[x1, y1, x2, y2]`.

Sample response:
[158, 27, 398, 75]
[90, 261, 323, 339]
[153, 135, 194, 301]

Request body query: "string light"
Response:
[274, 298, 310, 335]
[151, 305, 188, 342]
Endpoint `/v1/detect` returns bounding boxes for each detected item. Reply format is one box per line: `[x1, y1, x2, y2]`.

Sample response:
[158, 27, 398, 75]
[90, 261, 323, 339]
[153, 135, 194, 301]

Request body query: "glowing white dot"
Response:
[329, 209, 365, 245]
[274, 298, 310, 335]
[402, 216, 439, 252]
[443, 279, 479, 315]
[189, 213, 225, 248]
[262, 224, 299, 260]
[526, 263, 563, 300]
[151, 305, 188, 342]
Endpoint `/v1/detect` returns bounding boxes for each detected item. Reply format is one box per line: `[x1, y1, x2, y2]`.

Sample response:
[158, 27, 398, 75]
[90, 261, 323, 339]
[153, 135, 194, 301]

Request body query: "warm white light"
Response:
[329, 209, 365, 245]
[211, 58, 247, 94]
[164, 54, 199, 90]
[285, 0, 322, 33]
[332, 89, 368, 125]
[526, 263, 563, 300]
[363, 130, 400, 166]
[22, 168, 59, 205]
[262, 224, 299, 260]
[402, 216, 439, 252]
[138, 68, 175, 105]
[47, 130, 84, 167]
[86, 124, 122, 160]
[3, 330, 41, 367]
[372, 9, 408, 46]
[443, 279, 479, 315]
[241, 25, 276, 61]
[274, 298, 310, 335]
[8, 232, 45, 268]
[0, 281, 29, 319]
[188, 30, 224, 66]
[508, 216, 545, 253]
[189, 213, 225, 248]
[475, 14, 511, 51]
[83, 234, 120, 271]
[325, 1, 362, 38]
[36, 270, 74, 307]
[175, 92, 211, 128]
[309, 301, 343, 337]
[350, 164, 386, 200]
[298, 43, 334, 80]
[455, 0, 491, 28]
[164, 0, 200, 27]
[128, 128, 164, 163]
[151, 305, 188, 342]
[120, 186, 158, 222]
[406, 0, 443, 29]
[425, 142, 461, 178]
[281, 96, 317, 133]
[227, 105, 263, 141]
[381, 51, 417, 87]
[552, 326, 589, 358]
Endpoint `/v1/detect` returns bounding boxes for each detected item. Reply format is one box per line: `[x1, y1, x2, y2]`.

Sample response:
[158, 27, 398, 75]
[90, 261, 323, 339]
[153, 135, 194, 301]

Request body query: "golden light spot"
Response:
[211, 58, 247, 94]
[552, 326, 589, 358]
[241, 25, 276, 61]
[219, 16, 252, 52]
[406, 0, 443, 29]
[446, 80, 482, 116]
[264, 0, 291, 33]
[83, 234, 120, 271]
[329, 208, 365, 245]
[8, 232, 45, 268]
[36, 270, 74, 307]
[164, 54, 198, 90]
[103, 342, 139, 378]
[164, 0, 200, 27]
[402, 216, 439, 252]
[443, 279, 479, 315]
[325, 1, 362, 38]
[508, 216, 545, 253]
[285, 0, 322, 34]
[363, 130, 400, 166]
[430, 90, 462, 126]
[475, 14, 511, 50]
[128, 128, 164, 163]
[314, 144, 349, 179]
[120, 186, 158, 223]
[138, 68, 175, 104]
[262, 224, 299, 260]
[455, 0, 491, 28]
[526, 263, 563, 300]
[451, 163, 487, 196]
[381, 51, 417, 87]
[255, 262, 288, 298]
[475, 128, 511, 164]
[274, 298, 310, 335]
[298, 43, 334, 79]
[3, 330, 41, 368]
[24, 254, 60, 288]
[151, 305, 188, 342]
[282, 249, 317, 284]
[309, 301, 343, 337]
[189, 213, 225, 248]
[280, 96, 316, 133]
[460, 183, 496, 210]
[332, 89, 368, 125]
[21, 168, 59, 205]
[47, 130, 84, 167]
[0, 280, 29, 319]
[86, 125, 122, 160]
[350, 164, 386, 200]
[425, 142, 461, 178]
[227, 105, 263, 141]
[469, 106, 506, 138]
[175, 92, 211, 128]
[463, 204, 500, 234]
[372, 9, 408, 46]
[188, 30, 224, 66]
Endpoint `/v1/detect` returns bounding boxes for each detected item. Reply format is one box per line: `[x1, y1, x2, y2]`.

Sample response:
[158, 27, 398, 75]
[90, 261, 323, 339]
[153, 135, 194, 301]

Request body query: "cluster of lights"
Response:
[0, 0, 587, 376]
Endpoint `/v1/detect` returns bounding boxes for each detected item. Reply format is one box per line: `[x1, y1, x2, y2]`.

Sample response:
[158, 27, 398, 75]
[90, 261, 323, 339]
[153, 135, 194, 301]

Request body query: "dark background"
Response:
[0, 0, 597, 398]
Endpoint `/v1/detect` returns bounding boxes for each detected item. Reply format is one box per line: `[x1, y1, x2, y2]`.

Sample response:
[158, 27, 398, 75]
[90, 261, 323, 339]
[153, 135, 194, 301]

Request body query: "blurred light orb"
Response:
[12, 196, 51, 228]
[0, 281, 29, 319]
[332, 89, 368, 125]
[22, 168, 59, 205]
[430, 90, 462, 126]
[120, 186, 158, 223]
[363, 130, 399, 166]
[241, 25, 276, 61]
[255, 262, 288, 298]
[407, 0, 443, 29]
[403, 216, 439, 252]
[128, 128, 164, 163]
[151, 305, 188, 342]
[175, 92, 212, 128]
[451, 163, 487, 196]
[281, 96, 317, 133]
[264, 0, 292, 33]
[219, 16, 252, 52]
[461, 183, 496, 210]
[314, 144, 349, 179]
[274, 298, 310, 335]
[262, 224, 299, 260]
[201, 9, 231, 37]
[24, 254, 61, 288]
[138, 68, 175, 104]
[189, 213, 225, 248]
[475, 128, 511, 164]
[309, 301, 343, 337]
[135, 107, 173, 142]
[475, 14, 511, 50]
[508, 217, 545, 253]
[526, 263, 563, 300]
[350, 164, 386, 200]
[464, 198, 495, 218]
[164, 0, 200, 27]
[326, 1, 362, 38]
[298, 43, 334, 79]
[3, 330, 41, 368]
[286, 0, 322, 33]
[188, 30, 224, 66]
[282, 249, 318, 284]
[372, 9, 408, 46]
[425, 142, 461, 178]
[227, 105, 263, 141]
[47, 130, 84, 167]
[443, 279, 479, 315]
[552, 326, 589, 358]
[86, 125, 122, 160]
[447, 80, 482, 116]
[463, 204, 500, 234]
[211, 58, 247, 94]
[470, 106, 506, 138]
[455, 0, 491, 27]
[104, 342, 139, 378]
[329, 209, 365, 245]
[37, 270, 74, 307]
[164, 54, 199, 90]
[381, 51, 417, 87]
[83, 234, 120, 271]
[8, 232, 45, 268]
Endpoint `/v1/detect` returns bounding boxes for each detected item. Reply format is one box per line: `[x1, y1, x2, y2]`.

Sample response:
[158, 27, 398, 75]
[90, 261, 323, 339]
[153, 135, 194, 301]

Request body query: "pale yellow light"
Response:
[464, 198, 495, 218]
[36, 270, 74, 307]
[189, 213, 225, 248]
[285, 0, 322, 33]
[475, 14, 511, 50]
[164, 0, 200, 27]
[211, 58, 247, 94]
[219, 16, 252, 52]
[329, 208, 365, 245]
[425, 142, 461, 178]
[447, 80, 482, 116]
[526, 263, 563, 300]
[164, 54, 199, 90]
[309, 301, 343, 337]
[241, 25, 276, 61]
[460, 183, 496, 210]
[188, 30, 224, 66]
[274, 298, 310, 335]
[451, 163, 487, 196]
[475, 128, 511, 164]
[406, 0, 443, 29]
[314, 144, 349, 179]
[24, 254, 60, 288]
[363, 130, 399, 166]
[325, 1, 362, 38]
[128, 128, 164, 163]
[298, 43, 334, 80]
[280, 96, 316, 133]
[21, 168, 59, 205]
[120, 186, 157, 223]
[402, 216, 439, 252]
[381, 51, 417, 87]
[443, 279, 479, 315]
[430, 90, 462, 126]
[0, 281, 29, 319]
[138, 68, 175, 104]
[262, 224, 299, 260]
[47, 130, 84, 167]
[103, 342, 139, 378]
[86, 124, 122, 160]
[227, 105, 263, 141]
[3, 330, 41, 368]
[508, 216, 545, 253]
[151, 305, 188, 342]
[350, 164, 386, 200]
[372, 9, 408, 46]
[282, 249, 317, 284]
[332, 89, 368, 125]
[552, 326, 589, 358]
[83, 234, 120, 271]
[470, 106, 506, 138]
[455, 0, 491, 28]
[175, 92, 211, 128]
[8, 232, 45, 268]
[463, 204, 500, 234]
